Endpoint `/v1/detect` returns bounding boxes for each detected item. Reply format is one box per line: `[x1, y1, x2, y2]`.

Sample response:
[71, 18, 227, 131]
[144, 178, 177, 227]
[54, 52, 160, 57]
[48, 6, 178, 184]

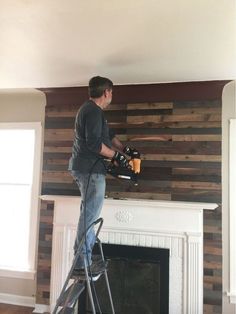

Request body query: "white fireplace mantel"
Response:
[40, 195, 217, 314]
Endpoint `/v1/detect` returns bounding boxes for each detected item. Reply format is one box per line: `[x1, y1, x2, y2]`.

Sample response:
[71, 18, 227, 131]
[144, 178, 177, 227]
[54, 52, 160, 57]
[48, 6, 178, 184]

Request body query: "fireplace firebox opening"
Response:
[78, 243, 169, 314]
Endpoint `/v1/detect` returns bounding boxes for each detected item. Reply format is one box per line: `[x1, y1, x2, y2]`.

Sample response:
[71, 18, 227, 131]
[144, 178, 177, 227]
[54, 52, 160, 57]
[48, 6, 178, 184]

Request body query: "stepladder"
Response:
[52, 218, 115, 314]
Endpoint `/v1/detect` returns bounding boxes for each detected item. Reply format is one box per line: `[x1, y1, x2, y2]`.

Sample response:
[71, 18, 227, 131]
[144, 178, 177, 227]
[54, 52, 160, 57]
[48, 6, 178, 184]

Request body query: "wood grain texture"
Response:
[0, 304, 34, 314]
[42, 95, 223, 202]
[38, 81, 227, 313]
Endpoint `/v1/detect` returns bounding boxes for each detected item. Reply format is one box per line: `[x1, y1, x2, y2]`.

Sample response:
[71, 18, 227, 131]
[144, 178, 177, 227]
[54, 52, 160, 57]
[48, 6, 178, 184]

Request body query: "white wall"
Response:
[222, 81, 236, 314]
[0, 89, 46, 305]
[0, 0, 235, 88]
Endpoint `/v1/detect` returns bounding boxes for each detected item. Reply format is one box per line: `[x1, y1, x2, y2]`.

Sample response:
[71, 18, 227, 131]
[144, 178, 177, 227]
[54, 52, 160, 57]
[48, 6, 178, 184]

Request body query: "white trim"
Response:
[229, 119, 236, 304]
[0, 292, 35, 307]
[227, 292, 236, 304]
[29, 122, 43, 273]
[49, 196, 217, 313]
[40, 194, 218, 211]
[0, 269, 35, 280]
[0, 122, 41, 130]
[33, 303, 50, 313]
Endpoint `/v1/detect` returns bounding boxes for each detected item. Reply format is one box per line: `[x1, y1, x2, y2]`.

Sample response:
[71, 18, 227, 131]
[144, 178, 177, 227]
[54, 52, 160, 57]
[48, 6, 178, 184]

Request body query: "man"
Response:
[68, 76, 136, 279]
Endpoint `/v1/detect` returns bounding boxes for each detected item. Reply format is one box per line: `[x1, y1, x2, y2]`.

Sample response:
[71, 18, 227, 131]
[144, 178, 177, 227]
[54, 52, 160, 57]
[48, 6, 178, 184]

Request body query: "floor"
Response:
[0, 304, 34, 314]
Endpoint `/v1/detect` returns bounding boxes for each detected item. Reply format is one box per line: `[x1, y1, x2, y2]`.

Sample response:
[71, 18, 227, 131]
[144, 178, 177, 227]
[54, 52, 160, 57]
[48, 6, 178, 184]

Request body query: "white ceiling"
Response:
[0, 0, 235, 88]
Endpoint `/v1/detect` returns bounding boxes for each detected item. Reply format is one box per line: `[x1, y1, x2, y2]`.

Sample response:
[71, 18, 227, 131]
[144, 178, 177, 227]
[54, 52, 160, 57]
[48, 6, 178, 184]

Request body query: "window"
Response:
[0, 122, 42, 279]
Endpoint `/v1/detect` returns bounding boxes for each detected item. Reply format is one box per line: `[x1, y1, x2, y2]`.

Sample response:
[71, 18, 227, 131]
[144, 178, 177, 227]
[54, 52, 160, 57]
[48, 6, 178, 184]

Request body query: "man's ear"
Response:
[104, 89, 109, 97]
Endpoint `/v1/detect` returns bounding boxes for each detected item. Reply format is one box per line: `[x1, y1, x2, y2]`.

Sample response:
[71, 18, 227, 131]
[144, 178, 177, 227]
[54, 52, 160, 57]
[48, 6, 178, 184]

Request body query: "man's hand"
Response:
[123, 146, 140, 159]
[112, 151, 130, 168]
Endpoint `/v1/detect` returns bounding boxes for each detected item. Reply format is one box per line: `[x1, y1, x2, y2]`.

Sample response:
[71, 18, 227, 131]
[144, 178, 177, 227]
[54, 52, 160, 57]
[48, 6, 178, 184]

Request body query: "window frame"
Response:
[0, 122, 42, 280]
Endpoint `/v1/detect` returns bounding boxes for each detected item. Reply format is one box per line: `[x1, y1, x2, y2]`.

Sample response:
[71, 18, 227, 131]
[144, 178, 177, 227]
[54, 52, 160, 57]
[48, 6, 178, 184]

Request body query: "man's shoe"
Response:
[90, 259, 108, 274]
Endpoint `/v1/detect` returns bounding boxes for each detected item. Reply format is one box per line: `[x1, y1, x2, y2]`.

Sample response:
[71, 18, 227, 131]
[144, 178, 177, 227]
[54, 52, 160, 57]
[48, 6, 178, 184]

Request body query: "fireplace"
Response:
[40, 195, 217, 314]
[79, 244, 169, 314]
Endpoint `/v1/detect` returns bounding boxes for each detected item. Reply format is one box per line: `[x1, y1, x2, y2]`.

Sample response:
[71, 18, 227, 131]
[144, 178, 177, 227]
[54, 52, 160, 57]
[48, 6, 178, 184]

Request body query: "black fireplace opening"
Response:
[78, 243, 169, 314]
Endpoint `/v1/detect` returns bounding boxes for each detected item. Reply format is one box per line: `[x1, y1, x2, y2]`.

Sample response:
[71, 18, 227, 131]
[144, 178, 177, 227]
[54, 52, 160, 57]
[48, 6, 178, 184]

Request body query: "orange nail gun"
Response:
[106, 156, 141, 186]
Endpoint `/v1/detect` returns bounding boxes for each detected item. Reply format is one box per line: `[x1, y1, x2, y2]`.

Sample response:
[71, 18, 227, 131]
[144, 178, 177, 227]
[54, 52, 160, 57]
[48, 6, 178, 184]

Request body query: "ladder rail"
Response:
[53, 218, 103, 314]
[97, 239, 115, 314]
[52, 217, 115, 314]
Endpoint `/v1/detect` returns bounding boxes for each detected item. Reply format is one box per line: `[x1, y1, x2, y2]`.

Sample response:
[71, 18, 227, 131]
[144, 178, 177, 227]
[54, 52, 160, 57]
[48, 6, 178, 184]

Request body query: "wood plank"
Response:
[127, 114, 221, 124]
[104, 103, 127, 111]
[127, 108, 173, 116]
[172, 174, 221, 183]
[105, 191, 171, 200]
[0, 304, 34, 314]
[42, 171, 73, 183]
[125, 127, 221, 135]
[172, 190, 221, 203]
[127, 102, 173, 110]
[104, 111, 127, 122]
[44, 158, 69, 165]
[171, 181, 221, 190]
[204, 246, 222, 255]
[173, 135, 221, 141]
[204, 225, 221, 234]
[121, 134, 172, 141]
[174, 99, 221, 109]
[142, 154, 221, 162]
[139, 160, 221, 169]
[116, 134, 221, 142]
[46, 103, 79, 117]
[173, 107, 221, 115]
[45, 117, 75, 129]
[44, 129, 74, 141]
[109, 121, 221, 128]
[203, 304, 221, 313]
[204, 261, 222, 270]
[172, 168, 221, 176]
[127, 142, 221, 155]
[44, 146, 72, 153]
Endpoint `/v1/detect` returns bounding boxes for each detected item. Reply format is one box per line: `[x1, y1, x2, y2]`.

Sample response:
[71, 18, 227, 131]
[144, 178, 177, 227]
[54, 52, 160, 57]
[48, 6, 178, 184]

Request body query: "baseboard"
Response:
[0, 292, 35, 307]
[33, 303, 50, 313]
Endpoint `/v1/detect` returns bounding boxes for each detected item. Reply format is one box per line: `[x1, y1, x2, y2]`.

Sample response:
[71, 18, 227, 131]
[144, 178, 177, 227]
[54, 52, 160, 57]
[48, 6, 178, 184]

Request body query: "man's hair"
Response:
[88, 76, 113, 98]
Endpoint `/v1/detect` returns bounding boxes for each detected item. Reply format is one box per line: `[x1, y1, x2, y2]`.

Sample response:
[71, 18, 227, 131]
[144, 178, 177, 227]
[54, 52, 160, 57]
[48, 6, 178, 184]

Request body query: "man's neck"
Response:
[90, 97, 104, 109]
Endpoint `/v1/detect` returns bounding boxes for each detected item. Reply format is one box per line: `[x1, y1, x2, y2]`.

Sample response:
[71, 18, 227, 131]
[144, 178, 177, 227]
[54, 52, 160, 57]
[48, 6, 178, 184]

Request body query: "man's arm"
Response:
[100, 143, 130, 168]
[99, 143, 115, 159]
[111, 136, 124, 152]
[99, 136, 124, 159]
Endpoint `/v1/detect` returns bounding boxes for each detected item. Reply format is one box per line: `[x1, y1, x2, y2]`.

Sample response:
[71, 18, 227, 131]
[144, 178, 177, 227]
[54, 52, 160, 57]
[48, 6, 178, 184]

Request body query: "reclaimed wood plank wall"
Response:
[41, 82, 224, 203]
[37, 81, 228, 313]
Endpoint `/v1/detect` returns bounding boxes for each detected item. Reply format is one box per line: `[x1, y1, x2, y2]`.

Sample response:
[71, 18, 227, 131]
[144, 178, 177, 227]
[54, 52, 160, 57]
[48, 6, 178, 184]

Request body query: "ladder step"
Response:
[58, 280, 85, 307]
[58, 307, 75, 314]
